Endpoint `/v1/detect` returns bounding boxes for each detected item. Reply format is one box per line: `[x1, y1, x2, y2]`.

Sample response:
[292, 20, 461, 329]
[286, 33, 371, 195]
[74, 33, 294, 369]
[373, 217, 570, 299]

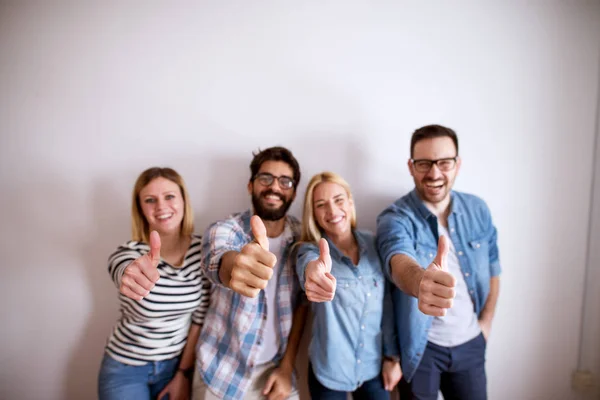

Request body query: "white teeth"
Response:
[157, 214, 172, 220]
[328, 216, 343, 223]
[265, 195, 280, 200]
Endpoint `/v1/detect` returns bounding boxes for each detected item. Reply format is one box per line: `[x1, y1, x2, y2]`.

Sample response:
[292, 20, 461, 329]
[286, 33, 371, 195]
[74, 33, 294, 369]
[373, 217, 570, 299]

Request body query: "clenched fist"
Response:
[230, 215, 277, 298]
[304, 238, 336, 302]
[418, 235, 457, 317]
[120, 231, 161, 301]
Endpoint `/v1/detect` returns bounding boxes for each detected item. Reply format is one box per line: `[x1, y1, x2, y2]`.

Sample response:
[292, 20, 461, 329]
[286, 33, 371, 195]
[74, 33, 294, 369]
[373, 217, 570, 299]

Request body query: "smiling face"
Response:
[139, 177, 185, 236]
[312, 181, 354, 239]
[409, 136, 461, 206]
[248, 160, 296, 221]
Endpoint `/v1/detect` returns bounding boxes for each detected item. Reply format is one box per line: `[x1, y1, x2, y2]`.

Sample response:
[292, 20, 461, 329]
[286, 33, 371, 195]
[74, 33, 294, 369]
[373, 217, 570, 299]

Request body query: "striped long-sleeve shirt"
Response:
[106, 234, 211, 366]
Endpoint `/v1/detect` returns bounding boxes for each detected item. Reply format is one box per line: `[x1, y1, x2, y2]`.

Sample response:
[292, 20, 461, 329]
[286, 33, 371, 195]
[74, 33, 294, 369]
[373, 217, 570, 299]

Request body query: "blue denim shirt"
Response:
[376, 190, 501, 382]
[296, 230, 399, 391]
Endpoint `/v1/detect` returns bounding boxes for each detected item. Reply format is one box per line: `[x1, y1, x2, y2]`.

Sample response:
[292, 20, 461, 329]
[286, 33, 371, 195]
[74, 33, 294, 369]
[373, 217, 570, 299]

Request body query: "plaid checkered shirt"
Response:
[196, 209, 302, 400]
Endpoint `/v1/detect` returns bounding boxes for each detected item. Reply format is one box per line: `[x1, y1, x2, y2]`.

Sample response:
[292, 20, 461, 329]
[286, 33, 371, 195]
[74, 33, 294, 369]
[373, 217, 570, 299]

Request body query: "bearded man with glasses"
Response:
[193, 147, 307, 400]
[376, 125, 501, 400]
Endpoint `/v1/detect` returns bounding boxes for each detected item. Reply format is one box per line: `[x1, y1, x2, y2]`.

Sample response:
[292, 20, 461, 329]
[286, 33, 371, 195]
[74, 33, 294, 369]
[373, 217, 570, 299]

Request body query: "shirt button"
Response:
[361, 325, 365, 330]
[458, 251, 464, 256]
[345, 283, 349, 288]
[475, 243, 481, 249]
[465, 272, 470, 277]
[360, 343, 364, 347]
[367, 293, 371, 297]
[358, 276, 362, 279]
[469, 290, 474, 294]
[429, 253, 433, 258]
[357, 359, 361, 364]
[450, 228, 455, 233]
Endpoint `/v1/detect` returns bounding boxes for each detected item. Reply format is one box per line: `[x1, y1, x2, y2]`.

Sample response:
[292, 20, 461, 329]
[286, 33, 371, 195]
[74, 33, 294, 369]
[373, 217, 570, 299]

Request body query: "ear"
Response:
[247, 181, 253, 195]
[455, 156, 462, 174]
[407, 159, 415, 178]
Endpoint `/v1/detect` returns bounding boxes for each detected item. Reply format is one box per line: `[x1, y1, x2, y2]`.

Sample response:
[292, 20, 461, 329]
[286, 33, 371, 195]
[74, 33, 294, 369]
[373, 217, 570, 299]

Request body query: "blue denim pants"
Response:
[399, 333, 487, 400]
[308, 363, 390, 400]
[98, 352, 180, 400]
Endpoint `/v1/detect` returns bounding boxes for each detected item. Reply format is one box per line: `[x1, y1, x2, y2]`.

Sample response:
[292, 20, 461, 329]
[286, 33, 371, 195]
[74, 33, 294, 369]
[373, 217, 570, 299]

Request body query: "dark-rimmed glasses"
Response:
[411, 157, 457, 173]
[254, 173, 295, 189]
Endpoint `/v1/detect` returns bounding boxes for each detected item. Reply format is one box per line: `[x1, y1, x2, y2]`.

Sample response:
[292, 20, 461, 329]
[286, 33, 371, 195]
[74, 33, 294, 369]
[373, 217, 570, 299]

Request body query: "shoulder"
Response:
[453, 191, 491, 215]
[189, 234, 203, 247]
[206, 210, 251, 235]
[286, 215, 301, 237]
[378, 192, 417, 219]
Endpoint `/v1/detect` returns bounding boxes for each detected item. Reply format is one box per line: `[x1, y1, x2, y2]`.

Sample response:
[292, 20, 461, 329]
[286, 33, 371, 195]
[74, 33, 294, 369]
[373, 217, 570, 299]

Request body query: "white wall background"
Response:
[1, 2, 599, 399]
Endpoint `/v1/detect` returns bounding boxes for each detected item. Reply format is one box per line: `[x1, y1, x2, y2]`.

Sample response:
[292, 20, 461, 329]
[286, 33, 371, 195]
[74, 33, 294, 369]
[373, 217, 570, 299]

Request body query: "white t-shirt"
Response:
[427, 223, 481, 347]
[254, 234, 286, 365]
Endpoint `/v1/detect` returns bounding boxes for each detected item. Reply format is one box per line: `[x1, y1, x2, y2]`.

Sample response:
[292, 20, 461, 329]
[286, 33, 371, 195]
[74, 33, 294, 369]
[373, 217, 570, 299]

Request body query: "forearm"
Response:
[479, 276, 500, 322]
[178, 323, 201, 371]
[217, 251, 238, 288]
[279, 303, 309, 372]
[389, 254, 425, 298]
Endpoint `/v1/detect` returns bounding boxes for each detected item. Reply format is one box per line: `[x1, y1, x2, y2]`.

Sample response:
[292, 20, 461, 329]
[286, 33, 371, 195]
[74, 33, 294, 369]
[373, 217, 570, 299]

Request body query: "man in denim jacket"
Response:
[377, 125, 501, 400]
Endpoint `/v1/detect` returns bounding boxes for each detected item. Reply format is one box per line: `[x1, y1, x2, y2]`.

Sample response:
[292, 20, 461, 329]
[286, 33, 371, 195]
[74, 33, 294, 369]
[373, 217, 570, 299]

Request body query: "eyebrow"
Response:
[314, 193, 345, 204]
[142, 191, 177, 198]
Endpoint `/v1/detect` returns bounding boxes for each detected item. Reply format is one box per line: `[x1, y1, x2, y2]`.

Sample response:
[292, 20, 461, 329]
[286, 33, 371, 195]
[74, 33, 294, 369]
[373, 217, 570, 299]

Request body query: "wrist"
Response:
[278, 359, 294, 375]
[383, 355, 400, 363]
[178, 366, 194, 380]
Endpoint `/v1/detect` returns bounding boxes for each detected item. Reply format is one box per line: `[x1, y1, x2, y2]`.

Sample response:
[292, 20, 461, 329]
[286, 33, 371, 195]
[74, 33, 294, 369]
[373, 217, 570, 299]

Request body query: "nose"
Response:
[325, 202, 334, 213]
[155, 197, 166, 209]
[426, 163, 443, 178]
[267, 179, 284, 192]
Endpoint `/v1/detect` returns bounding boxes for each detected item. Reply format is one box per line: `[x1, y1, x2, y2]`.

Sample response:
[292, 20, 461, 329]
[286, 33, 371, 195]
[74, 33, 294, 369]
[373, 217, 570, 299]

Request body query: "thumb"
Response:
[383, 371, 390, 391]
[250, 215, 269, 251]
[262, 373, 276, 395]
[432, 235, 449, 271]
[318, 238, 331, 272]
[149, 230, 161, 266]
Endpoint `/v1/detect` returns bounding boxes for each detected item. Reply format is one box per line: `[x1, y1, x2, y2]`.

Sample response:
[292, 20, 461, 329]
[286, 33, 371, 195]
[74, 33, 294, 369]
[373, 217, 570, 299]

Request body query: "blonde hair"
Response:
[300, 171, 357, 244]
[131, 167, 194, 243]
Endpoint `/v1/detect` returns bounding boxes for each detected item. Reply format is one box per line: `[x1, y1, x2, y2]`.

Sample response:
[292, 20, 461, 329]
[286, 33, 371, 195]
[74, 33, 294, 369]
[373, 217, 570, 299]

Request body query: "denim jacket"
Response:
[376, 189, 501, 382]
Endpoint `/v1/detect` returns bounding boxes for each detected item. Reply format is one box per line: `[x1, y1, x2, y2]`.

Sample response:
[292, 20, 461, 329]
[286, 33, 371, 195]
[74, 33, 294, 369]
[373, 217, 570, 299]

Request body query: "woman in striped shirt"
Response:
[99, 167, 211, 400]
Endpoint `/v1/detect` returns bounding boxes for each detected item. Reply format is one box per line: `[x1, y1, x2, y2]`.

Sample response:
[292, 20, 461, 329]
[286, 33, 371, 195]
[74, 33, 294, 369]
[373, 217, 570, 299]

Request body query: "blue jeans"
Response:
[98, 352, 180, 400]
[399, 333, 487, 400]
[308, 363, 390, 400]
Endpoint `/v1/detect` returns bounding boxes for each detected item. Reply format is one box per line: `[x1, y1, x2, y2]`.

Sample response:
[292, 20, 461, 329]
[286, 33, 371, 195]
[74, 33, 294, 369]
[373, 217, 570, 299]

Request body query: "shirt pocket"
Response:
[335, 278, 361, 308]
[468, 237, 490, 272]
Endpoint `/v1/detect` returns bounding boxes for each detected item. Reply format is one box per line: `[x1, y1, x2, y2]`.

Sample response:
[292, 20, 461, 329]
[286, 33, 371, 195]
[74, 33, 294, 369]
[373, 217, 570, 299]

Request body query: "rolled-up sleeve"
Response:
[483, 204, 502, 277]
[201, 219, 246, 286]
[382, 280, 400, 357]
[295, 242, 319, 291]
[376, 206, 417, 280]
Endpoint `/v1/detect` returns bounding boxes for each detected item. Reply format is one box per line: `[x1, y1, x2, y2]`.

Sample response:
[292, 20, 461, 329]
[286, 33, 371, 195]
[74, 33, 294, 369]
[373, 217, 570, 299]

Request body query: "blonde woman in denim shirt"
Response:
[295, 172, 402, 400]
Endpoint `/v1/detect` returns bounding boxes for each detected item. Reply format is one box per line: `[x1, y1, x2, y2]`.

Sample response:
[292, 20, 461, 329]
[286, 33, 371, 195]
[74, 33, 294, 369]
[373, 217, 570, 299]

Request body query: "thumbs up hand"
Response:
[120, 230, 162, 301]
[304, 238, 336, 302]
[230, 215, 278, 298]
[418, 235, 457, 316]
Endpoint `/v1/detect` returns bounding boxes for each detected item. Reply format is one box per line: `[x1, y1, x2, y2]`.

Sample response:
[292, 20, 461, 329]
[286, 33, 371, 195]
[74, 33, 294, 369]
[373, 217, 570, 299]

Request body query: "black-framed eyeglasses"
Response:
[411, 157, 457, 173]
[254, 172, 295, 189]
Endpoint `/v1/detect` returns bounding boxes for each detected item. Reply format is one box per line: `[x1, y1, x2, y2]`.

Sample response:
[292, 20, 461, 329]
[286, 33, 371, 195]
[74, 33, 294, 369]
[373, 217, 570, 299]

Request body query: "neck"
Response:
[328, 230, 356, 252]
[158, 230, 183, 253]
[263, 218, 286, 238]
[423, 195, 451, 226]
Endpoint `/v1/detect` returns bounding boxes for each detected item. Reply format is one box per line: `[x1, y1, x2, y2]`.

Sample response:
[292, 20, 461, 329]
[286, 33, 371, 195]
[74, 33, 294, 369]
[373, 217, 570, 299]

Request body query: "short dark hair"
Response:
[410, 124, 459, 158]
[249, 146, 301, 189]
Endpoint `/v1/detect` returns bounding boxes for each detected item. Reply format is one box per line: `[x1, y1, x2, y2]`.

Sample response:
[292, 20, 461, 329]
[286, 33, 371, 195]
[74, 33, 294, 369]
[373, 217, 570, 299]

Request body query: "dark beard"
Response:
[252, 190, 293, 221]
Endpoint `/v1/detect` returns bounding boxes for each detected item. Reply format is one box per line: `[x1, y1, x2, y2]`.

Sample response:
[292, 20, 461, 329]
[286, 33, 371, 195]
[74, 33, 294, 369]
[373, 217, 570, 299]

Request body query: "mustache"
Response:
[261, 190, 285, 201]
